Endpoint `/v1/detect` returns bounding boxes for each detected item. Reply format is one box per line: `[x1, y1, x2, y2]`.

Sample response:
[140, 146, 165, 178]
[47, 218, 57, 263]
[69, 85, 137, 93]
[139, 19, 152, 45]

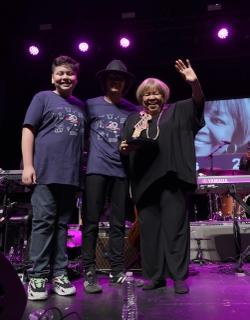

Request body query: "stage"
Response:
[22, 262, 250, 320]
[17, 219, 250, 319]
[2, 213, 250, 319]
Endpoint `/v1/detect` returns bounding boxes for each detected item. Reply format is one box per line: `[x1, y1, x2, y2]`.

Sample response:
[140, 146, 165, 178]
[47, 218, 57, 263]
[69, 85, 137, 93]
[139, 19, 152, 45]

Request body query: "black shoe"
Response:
[135, 279, 144, 287]
[109, 271, 126, 284]
[84, 270, 102, 294]
[142, 279, 166, 290]
[174, 280, 189, 294]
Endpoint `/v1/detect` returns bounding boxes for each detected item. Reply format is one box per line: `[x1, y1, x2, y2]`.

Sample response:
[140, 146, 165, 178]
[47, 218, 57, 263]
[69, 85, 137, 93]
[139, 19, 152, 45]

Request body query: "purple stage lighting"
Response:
[217, 27, 229, 39]
[78, 42, 89, 52]
[120, 37, 130, 48]
[28, 45, 39, 55]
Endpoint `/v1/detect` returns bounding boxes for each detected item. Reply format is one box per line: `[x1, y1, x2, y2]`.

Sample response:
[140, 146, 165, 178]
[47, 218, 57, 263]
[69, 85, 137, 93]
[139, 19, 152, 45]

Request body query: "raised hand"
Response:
[175, 59, 198, 84]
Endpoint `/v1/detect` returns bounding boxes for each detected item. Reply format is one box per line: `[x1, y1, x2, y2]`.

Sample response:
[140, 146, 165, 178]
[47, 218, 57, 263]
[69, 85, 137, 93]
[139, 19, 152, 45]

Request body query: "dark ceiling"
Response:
[3, 0, 250, 95]
[1, 0, 250, 168]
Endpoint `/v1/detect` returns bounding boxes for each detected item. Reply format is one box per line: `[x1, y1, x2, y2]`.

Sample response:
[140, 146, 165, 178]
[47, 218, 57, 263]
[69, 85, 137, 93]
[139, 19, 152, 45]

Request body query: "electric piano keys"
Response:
[197, 175, 250, 193]
[0, 169, 23, 182]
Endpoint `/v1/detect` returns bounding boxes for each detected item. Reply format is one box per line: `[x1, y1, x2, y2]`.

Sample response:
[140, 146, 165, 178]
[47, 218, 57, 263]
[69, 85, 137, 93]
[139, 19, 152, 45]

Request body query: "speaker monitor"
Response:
[190, 221, 250, 261]
[0, 252, 27, 319]
[96, 228, 141, 271]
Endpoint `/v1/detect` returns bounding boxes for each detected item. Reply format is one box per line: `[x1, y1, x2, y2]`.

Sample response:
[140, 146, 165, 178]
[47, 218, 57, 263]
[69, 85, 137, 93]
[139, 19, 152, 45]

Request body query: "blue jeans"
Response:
[29, 184, 76, 278]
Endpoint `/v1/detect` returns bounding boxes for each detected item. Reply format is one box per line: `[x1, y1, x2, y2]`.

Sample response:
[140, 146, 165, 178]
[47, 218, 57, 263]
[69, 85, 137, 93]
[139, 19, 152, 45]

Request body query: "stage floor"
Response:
[22, 262, 250, 320]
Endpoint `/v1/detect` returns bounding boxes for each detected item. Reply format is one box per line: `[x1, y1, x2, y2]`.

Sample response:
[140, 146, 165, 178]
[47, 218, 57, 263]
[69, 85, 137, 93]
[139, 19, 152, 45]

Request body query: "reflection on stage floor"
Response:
[22, 262, 250, 320]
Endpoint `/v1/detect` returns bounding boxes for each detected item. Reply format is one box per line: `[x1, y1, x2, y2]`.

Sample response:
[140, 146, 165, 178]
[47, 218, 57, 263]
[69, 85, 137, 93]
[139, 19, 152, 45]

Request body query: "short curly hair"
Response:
[136, 78, 170, 105]
[52, 55, 80, 74]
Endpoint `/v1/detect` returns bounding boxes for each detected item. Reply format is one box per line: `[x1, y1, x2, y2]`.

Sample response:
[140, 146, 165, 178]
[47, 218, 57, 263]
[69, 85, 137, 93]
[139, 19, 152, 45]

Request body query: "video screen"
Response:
[195, 98, 250, 171]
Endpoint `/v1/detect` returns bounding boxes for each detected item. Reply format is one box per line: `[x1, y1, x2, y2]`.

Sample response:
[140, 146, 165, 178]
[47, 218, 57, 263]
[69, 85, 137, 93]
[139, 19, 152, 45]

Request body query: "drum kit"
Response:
[197, 168, 250, 221]
[219, 193, 250, 219]
[204, 192, 246, 221]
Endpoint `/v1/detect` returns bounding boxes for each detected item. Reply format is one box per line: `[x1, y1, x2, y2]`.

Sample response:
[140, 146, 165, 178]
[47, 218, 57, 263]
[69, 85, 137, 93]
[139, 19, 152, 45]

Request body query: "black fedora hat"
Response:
[96, 59, 135, 81]
[96, 60, 135, 95]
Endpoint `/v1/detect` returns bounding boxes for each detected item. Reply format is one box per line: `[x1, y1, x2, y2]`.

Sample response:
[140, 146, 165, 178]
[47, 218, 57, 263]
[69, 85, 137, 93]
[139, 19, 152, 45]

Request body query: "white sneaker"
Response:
[28, 277, 48, 300]
[52, 275, 76, 296]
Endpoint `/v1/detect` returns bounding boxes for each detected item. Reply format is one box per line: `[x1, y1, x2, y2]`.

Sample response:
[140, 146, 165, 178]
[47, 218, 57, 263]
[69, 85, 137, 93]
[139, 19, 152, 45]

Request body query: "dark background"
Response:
[1, 0, 250, 169]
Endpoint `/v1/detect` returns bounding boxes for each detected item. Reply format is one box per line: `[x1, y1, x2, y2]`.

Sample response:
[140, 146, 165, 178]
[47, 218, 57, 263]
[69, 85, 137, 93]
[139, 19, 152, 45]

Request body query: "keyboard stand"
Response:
[229, 185, 250, 273]
[0, 181, 18, 252]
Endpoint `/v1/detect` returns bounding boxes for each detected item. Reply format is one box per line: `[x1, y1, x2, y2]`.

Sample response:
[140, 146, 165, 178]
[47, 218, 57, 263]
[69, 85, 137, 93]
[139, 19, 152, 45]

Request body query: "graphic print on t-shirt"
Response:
[53, 106, 83, 136]
[96, 113, 126, 143]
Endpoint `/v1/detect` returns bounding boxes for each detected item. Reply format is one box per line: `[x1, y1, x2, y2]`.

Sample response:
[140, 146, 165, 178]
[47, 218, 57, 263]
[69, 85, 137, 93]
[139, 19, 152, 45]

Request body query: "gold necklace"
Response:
[146, 110, 164, 140]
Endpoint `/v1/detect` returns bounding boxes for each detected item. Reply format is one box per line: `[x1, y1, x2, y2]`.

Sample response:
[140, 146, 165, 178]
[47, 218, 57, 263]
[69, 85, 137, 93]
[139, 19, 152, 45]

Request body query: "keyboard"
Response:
[0, 169, 23, 182]
[197, 175, 250, 193]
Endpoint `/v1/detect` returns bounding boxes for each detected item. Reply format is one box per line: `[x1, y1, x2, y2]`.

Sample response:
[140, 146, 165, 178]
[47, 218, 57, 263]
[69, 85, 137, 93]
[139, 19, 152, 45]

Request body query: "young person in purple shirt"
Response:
[82, 59, 139, 293]
[21, 55, 85, 300]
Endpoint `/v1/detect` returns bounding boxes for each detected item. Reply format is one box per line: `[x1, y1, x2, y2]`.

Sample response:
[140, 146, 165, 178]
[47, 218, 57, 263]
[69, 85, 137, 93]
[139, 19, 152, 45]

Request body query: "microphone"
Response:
[208, 140, 231, 157]
[221, 140, 231, 145]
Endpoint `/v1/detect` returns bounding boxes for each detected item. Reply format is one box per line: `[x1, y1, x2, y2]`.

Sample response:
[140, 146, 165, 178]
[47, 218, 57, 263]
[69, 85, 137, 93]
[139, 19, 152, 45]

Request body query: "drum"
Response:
[221, 194, 235, 218]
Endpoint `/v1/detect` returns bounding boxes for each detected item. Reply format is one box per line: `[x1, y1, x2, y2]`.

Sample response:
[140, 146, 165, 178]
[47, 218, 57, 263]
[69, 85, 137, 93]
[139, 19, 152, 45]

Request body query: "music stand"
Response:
[191, 238, 212, 265]
[208, 143, 229, 174]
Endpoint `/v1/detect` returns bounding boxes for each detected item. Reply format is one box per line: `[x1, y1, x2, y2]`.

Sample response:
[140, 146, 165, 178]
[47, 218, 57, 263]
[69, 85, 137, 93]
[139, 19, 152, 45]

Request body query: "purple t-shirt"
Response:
[23, 91, 86, 187]
[86, 96, 139, 177]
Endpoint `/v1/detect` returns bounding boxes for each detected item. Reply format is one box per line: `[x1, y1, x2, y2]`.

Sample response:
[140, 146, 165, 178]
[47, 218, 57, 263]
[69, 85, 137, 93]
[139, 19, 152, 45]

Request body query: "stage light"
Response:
[207, 3, 222, 12]
[217, 27, 229, 39]
[78, 42, 89, 52]
[119, 37, 131, 48]
[28, 45, 39, 55]
[121, 12, 136, 19]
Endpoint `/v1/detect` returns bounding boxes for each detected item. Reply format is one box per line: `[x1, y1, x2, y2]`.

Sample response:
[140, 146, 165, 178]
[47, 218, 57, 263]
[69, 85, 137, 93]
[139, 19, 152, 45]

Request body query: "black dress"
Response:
[121, 98, 205, 281]
[122, 98, 205, 204]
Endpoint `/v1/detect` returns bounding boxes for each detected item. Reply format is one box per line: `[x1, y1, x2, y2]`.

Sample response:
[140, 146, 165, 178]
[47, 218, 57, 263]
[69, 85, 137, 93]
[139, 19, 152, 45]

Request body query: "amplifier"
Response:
[67, 223, 141, 272]
[96, 223, 141, 271]
[190, 221, 250, 261]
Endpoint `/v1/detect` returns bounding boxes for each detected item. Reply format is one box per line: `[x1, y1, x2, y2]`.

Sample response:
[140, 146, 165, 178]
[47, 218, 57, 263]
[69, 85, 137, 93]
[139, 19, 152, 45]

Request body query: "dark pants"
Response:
[29, 184, 76, 278]
[137, 180, 190, 281]
[82, 174, 128, 274]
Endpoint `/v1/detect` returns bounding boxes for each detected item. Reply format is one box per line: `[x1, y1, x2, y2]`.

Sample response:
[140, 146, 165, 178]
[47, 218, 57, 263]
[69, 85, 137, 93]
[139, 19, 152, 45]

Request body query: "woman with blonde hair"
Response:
[195, 98, 250, 156]
[120, 59, 205, 294]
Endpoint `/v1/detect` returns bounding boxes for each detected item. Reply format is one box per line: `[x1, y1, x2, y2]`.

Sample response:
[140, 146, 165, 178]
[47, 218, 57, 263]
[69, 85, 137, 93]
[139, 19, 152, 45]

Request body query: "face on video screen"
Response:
[195, 98, 250, 157]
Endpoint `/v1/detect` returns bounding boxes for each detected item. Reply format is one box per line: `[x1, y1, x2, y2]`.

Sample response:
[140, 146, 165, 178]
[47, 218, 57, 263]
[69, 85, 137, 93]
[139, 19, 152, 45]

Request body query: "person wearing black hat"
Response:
[82, 59, 139, 293]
